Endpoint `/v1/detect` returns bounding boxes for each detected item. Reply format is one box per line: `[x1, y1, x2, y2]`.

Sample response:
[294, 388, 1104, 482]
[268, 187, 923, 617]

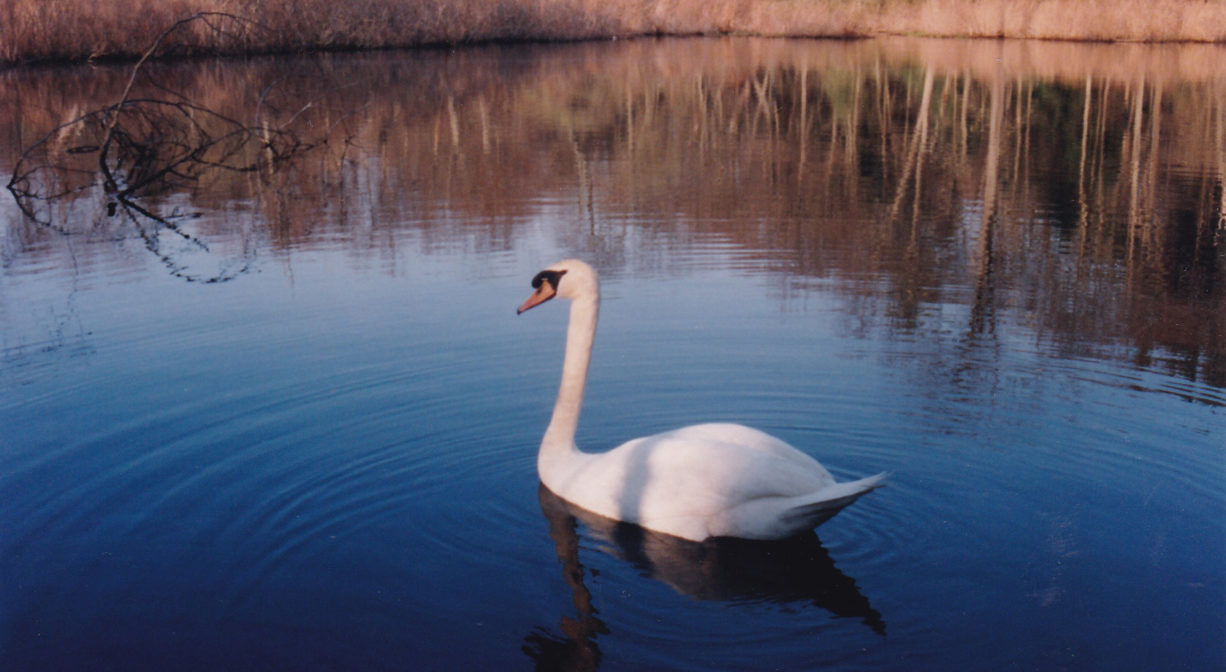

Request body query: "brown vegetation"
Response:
[3, 0, 1226, 65]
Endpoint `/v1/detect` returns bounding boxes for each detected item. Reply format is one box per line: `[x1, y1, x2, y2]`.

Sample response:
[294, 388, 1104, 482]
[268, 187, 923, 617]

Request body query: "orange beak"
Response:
[517, 286, 556, 314]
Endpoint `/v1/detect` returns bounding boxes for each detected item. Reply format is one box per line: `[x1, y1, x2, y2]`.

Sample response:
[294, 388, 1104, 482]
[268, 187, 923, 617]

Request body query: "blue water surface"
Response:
[2, 38, 1224, 672]
[3, 229, 1222, 670]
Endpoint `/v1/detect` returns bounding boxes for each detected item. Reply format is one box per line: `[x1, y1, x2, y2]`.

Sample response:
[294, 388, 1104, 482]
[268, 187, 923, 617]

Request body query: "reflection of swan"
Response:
[524, 482, 886, 672]
[538, 484, 885, 635]
[522, 486, 608, 672]
[518, 259, 885, 542]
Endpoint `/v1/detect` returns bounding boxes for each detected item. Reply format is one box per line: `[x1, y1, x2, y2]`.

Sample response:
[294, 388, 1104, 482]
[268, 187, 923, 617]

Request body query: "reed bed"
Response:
[3, 0, 1226, 65]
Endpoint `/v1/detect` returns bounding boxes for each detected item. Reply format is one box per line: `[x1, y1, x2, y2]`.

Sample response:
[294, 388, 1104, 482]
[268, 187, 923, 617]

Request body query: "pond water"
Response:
[2, 37, 1224, 671]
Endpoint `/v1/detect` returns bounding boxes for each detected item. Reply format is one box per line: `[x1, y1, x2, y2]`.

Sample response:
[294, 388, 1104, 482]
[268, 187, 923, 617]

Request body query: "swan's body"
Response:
[518, 260, 884, 542]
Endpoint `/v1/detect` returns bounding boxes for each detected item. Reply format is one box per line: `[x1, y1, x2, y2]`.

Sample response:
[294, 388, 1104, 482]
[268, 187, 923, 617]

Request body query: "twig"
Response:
[99, 12, 267, 191]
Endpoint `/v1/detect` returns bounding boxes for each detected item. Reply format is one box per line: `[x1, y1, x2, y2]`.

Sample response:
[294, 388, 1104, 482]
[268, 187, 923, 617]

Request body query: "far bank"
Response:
[3, 0, 1226, 66]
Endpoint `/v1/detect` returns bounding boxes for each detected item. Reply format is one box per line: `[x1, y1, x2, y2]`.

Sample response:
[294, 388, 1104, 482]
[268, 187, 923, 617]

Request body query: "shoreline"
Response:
[3, 0, 1226, 67]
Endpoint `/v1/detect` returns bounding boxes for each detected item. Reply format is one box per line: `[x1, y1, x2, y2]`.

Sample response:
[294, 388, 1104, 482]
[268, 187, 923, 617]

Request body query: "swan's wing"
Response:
[552, 431, 811, 536]
[554, 428, 883, 541]
[603, 431, 843, 537]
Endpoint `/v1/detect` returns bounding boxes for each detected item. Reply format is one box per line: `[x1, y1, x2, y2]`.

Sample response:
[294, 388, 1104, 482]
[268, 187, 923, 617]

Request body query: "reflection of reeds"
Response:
[2, 38, 1222, 386]
[3, 0, 1226, 65]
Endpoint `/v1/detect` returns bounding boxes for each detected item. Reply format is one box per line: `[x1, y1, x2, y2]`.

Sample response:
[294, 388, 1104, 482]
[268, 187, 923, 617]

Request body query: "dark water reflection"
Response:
[2, 36, 1225, 672]
[532, 485, 887, 652]
[528, 484, 884, 669]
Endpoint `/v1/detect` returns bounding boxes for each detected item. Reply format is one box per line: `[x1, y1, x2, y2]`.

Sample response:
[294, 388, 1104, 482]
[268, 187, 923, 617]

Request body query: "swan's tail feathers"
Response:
[784, 472, 888, 530]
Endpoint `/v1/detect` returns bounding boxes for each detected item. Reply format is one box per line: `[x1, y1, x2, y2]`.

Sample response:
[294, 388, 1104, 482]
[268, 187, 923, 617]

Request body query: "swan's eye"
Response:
[531, 269, 567, 290]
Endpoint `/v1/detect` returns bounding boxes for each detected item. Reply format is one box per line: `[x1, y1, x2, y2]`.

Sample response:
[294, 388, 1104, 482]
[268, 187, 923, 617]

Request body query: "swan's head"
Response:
[517, 259, 598, 314]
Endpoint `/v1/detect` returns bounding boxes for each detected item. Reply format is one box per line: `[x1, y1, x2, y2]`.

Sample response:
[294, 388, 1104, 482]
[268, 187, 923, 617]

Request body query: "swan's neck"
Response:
[540, 294, 598, 474]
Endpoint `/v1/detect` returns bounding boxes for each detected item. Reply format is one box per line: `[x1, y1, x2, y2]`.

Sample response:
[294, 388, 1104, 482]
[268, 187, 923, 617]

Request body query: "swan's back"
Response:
[662, 423, 837, 481]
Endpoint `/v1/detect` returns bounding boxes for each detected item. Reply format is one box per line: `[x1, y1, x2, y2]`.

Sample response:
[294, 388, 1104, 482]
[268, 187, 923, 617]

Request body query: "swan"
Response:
[517, 259, 885, 542]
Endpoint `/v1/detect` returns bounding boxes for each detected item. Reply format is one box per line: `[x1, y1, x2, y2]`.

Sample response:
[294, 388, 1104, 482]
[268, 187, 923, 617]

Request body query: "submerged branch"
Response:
[5, 13, 318, 283]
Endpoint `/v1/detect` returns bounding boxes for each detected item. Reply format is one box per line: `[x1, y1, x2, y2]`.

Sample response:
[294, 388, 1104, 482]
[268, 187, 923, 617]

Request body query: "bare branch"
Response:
[4, 12, 315, 284]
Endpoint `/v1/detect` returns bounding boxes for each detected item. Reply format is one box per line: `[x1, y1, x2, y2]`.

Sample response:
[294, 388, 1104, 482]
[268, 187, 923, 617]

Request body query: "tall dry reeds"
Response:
[3, 0, 1225, 65]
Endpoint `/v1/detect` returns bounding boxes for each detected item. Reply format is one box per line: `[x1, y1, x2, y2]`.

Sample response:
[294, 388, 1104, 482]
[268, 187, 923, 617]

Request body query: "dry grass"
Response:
[2, 0, 1225, 65]
[870, 0, 1226, 42]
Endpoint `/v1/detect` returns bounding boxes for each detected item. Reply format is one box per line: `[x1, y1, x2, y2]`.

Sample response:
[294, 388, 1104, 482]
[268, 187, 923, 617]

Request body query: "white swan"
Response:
[518, 259, 885, 542]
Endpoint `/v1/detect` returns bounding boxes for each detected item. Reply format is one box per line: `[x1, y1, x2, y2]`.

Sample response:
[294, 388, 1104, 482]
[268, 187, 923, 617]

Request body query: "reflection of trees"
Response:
[2, 37, 1222, 386]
